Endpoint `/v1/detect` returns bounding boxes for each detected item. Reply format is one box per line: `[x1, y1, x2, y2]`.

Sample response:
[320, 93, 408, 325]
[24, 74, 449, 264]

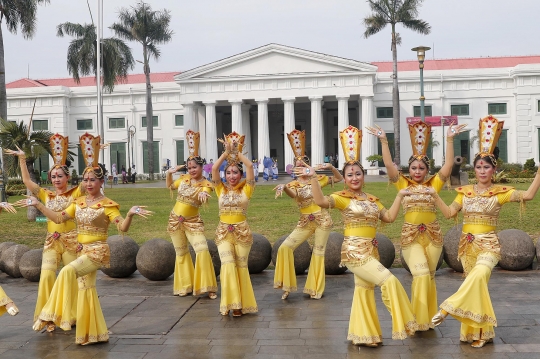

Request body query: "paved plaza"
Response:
[1, 266, 540, 359]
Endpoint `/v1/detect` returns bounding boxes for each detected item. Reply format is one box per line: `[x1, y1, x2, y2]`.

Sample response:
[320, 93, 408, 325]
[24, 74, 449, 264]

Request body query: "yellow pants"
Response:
[217, 237, 257, 314]
[346, 257, 417, 345]
[34, 247, 78, 322]
[273, 223, 330, 298]
[170, 229, 217, 296]
[440, 252, 498, 342]
[401, 234, 442, 330]
[37, 255, 109, 345]
[0, 285, 14, 317]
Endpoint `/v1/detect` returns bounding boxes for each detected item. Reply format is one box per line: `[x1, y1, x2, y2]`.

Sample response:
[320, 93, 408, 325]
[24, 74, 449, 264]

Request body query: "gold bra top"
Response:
[400, 184, 437, 214]
[175, 175, 213, 208]
[456, 185, 514, 227]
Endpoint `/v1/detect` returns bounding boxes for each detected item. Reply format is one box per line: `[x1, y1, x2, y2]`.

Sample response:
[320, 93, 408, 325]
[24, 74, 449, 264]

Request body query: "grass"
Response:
[2, 182, 539, 250]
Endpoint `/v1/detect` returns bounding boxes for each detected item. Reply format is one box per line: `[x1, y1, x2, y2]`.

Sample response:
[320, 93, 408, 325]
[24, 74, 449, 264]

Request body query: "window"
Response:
[376, 107, 393, 118]
[142, 141, 159, 173]
[109, 117, 125, 129]
[538, 100, 540, 113]
[142, 116, 158, 127]
[77, 147, 85, 174]
[488, 103, 507, 115]
[35, 152, 50, 173]
[176, 140, 184, 165]
[451, 104, 469, 116]
[77, 119, 93, 131]
[498, 129, 508, 163]
[33, 120, 48, 131]
[109, 143, 127, 170]
[453, 131, 470, 163]
[175, 115, 184, 126]
[413, 106, 432, 117]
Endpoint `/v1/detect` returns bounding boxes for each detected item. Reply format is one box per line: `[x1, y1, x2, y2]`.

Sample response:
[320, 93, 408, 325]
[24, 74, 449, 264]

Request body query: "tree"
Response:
[56, 22, 135, 93]
[111, 2, 173, 180]
[363, 0, 431, 165]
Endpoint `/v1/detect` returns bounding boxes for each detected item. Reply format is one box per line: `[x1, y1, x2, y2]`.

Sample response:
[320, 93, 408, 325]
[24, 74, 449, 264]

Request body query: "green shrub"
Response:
[524, 158, 537, 172]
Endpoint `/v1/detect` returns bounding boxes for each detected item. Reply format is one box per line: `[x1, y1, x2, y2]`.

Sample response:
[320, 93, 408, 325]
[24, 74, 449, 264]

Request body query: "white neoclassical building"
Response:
[6, 44, 540, 175]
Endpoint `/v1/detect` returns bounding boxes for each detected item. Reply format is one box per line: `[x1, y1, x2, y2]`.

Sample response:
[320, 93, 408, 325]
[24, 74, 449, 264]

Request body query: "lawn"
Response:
[2, 182, 539, 251]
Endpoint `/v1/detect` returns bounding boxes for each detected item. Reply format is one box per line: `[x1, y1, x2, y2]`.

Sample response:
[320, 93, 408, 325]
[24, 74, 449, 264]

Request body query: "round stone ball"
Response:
[19, 249, 43, 282]
[136, 238, 175, 281]
[498, 229, 535, 271]
[0, 242, 16, 272]
[101, 235, 139, 278]
[400, 247, 444, 273]
[2, 244, 30, 278]
[443, 224, 464, 273]
[248, 234, 272, 274]
[324, 232, 347, 275]
[189, 239, 221, 276]
[376, 234, 396, 269]
[271, 234, 312, 275]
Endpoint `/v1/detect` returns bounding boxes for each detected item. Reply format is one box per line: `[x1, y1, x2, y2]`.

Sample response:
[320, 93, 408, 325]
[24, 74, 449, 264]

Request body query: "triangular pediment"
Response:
[175, 44, 377, 81]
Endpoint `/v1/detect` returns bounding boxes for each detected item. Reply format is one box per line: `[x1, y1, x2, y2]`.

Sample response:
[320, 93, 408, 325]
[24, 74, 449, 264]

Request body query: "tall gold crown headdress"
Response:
[408, 122, 431, 164]
[224, 131, 245, 165]
[79, 132, 101, 168]
[475, 115, 504, 162]
[287, 129, 306, 159]
[49, 133, 69, 167]
[339, 125, 362, 165]
[185, 130, 200, 159]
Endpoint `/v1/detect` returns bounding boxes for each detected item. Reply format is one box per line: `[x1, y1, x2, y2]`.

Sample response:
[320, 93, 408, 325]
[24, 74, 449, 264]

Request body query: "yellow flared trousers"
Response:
[170, 229, 217, 296]
[273, 224, 330, 298]
[440, 252, 498, 342]
[37, 255, 109, 345]
[0, 285, 14, 317]
[346, 257, 417, 345]
[217, 238, 258, 314]
[401, 234, 442, 330]
[34, 248, 78, 322]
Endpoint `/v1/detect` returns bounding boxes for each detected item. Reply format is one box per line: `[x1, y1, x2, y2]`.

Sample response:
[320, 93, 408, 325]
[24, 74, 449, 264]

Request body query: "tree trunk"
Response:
[25, 159, 39, 221]
[391, 26, 401, 166]
[0, 24, 8, 201]
[144, 45, 154, 180]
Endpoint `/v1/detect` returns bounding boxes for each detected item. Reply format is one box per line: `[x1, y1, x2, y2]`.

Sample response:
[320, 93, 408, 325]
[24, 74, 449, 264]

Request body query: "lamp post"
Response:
[411, 46, 431, 123]
[128, 125, 136, 169]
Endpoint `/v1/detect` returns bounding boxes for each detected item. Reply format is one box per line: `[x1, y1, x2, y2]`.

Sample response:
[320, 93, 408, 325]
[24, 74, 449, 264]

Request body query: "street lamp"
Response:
[412, 46, 431, 123]
[128, 125, 136, 169]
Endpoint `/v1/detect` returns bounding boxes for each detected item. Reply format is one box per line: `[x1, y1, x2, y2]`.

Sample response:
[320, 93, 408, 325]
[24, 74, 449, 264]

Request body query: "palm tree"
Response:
[56, 22, 135, 93]
[363, 0, 431, 166]
[110, 2, 173, 180]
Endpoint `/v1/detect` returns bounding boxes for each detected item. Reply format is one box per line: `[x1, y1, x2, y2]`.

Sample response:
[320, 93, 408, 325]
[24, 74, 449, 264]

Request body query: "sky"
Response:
[2, 0, 540, 82]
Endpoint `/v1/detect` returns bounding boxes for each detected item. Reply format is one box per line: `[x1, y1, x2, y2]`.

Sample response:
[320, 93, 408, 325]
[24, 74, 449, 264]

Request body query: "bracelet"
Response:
[446, 137, 454, 142]
[380, 138, 388, 145]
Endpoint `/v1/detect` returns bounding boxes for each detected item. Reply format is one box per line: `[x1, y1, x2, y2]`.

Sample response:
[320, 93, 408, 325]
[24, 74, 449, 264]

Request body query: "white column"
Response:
[182, 102, 194, 162]
[309, 96, 324, 165]
[337, 95, 350, 166]
[283, 97, 296, 167]
[241, 104, 252, 160]
[191, 104, 200, 132]
[229, 99, 243, 133]
[204, 101, 218, 162]
[256, 99, 270, 172]
[361, 96, 375, 169]
[197, 105, 206, 159]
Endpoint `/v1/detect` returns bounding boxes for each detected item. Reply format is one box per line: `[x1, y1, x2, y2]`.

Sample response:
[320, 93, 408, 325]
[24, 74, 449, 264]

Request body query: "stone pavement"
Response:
[1, 267, 540, 359]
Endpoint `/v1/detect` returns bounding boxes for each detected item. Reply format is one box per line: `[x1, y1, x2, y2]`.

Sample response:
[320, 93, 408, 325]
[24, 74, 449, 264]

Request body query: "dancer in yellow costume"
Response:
[366, 121, 466, 330]
[166, 130, 217, 298]
[0, 202, 19, 317]
[273, 129, 342, 300]
[21, 133, 152, 345]
[302, 126, 417, 347]
[429, 115, 540, 348]
[211, 132, 257, 317]
[6, 134, 84, 329]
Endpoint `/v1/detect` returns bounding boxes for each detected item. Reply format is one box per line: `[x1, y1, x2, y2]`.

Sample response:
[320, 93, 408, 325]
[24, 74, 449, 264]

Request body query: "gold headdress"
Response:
[408, 122, 431, 165]
[339, 125, 363, 168]
[79, 132, 101, 168]
[475, 115, 504, 163]
[49, 133, 69, 167]
[287, 129, 306, 160]
[224, 131, 245, 165]
[185, 130, 200, 159]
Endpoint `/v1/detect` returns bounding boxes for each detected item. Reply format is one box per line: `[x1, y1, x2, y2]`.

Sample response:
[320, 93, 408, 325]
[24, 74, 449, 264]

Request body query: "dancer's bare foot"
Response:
[5, 302, 18, 316]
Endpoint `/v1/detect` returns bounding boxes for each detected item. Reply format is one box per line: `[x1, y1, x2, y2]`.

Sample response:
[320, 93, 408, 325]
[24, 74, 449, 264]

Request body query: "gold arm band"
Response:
[446, 137, 454, 143]
[380, 138, 388, 145]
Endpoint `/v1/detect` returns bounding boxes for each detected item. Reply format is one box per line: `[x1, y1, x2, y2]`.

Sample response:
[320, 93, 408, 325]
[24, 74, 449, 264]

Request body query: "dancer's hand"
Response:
[365, 125, 386, 139]
[4, 146, 24, 157]
[314, 163, 331, 170]
[293, 165, 315, 178]
[13, 196, 38, 208]
[447, 121, 467, 138]
[273, 185, 284, 199]
[128, 206, 153, 219]
[198, 192, 211, 204]
[167, 165, 185, 174]
[0, 202, 17, 213]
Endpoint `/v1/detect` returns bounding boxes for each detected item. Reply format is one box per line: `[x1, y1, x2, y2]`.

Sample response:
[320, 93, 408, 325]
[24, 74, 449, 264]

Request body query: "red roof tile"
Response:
[372, 55, 540, 72]
[6, 71, 180, 89]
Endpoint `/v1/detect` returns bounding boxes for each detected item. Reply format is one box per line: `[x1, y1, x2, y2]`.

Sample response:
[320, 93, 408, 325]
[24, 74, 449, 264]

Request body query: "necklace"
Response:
[86, 194, 104, 202]
[473, 184, 493, 195]
[191, 177, 205, 185]
[346, 189, 366, 200]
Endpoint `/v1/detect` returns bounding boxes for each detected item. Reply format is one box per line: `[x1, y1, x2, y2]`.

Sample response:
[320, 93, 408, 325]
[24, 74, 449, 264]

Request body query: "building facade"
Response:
[6, 44, 540, 175]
